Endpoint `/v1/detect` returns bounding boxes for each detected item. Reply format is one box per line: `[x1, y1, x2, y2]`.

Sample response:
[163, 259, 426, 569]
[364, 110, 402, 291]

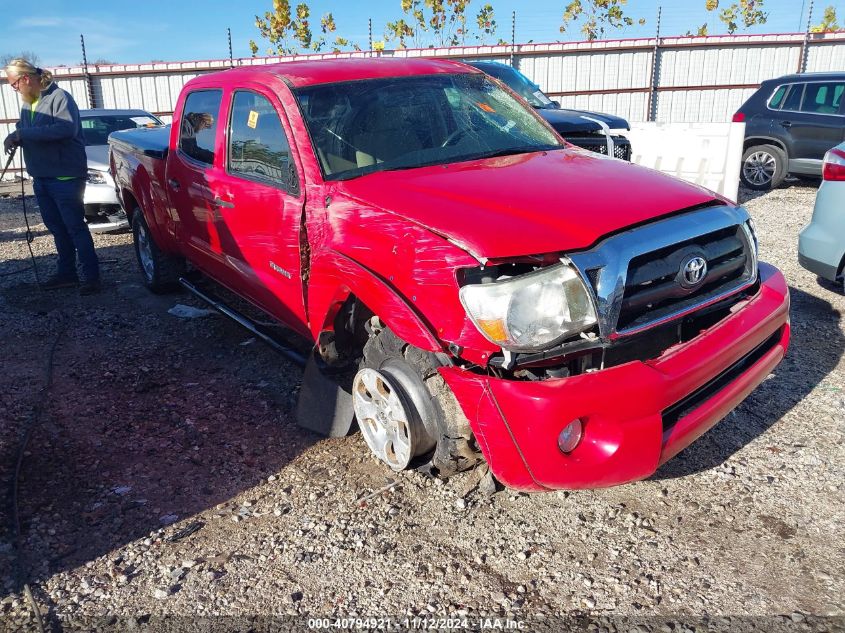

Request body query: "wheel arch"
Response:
[308, 251, 443, 356]
[743, 137, 787, 155]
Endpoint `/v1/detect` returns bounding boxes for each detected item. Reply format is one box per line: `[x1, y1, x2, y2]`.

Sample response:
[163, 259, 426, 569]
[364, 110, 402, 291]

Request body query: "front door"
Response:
[211, 85, 309, 336]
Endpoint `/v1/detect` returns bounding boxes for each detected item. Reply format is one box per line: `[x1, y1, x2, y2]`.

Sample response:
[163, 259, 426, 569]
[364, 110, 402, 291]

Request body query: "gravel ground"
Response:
[0, 185, 843, 632]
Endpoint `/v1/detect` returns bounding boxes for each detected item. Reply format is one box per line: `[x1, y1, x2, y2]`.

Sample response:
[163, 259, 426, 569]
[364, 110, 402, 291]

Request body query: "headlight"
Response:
[86, 169, 107, 185]
[459, 262, 598, 351]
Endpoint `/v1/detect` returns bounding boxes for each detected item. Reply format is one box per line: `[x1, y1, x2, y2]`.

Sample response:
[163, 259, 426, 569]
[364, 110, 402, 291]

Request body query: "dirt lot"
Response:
[0, 184, 843, 632]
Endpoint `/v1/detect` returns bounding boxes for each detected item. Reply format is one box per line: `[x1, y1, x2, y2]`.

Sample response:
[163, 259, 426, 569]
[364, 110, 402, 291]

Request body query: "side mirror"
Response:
[551, 100, 562, 109]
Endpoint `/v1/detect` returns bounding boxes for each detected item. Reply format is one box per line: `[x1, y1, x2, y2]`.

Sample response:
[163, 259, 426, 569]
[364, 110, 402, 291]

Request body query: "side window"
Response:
[768, 85, 787, 110]
[781, 84, 804, 112]
[179, 90, 223, 165]
[228, 90, 297, 193]
[801, 82, 845, 115]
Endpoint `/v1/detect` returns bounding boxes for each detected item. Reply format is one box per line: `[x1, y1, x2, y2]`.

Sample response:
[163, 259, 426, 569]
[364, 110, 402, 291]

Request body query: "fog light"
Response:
[558, 418, 583, 453]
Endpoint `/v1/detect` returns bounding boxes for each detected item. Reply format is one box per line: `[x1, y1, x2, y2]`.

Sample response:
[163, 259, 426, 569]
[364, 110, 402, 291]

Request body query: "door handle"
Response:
[213, 197, 235, 209]
[167, 178, 181, 191]
[781, 121, 792, 128]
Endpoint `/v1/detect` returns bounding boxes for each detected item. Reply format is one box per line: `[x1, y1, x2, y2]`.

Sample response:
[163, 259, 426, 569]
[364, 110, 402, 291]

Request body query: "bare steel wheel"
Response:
[352, 363, 435, 471]
[357, 325, 482, 477]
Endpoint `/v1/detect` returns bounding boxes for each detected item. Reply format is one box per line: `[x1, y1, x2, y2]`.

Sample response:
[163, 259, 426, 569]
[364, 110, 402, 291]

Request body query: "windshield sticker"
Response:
[533, 90, 554, 106]
[130, 116, 159, 127]
[248, 111, 259, 129]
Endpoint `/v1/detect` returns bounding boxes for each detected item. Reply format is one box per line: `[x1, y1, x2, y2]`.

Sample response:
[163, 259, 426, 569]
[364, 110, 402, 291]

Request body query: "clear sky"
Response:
[1, 0, 842, 67]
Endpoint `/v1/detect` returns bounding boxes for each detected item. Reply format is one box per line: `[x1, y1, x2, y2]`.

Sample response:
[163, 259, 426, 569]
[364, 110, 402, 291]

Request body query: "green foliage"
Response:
[704, 0, 768, 35]
[476, 4, 498, 42]
[249, 1, 358, 56]
[559, 0, 646, 41]
[385, 0, 499, 48]
[685, 23, 709, 36]
[811, 6, 840, 33]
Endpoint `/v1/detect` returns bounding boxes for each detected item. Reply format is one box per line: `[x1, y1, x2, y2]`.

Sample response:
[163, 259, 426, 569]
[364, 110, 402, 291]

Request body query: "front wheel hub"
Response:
[352, 366, 434, 471]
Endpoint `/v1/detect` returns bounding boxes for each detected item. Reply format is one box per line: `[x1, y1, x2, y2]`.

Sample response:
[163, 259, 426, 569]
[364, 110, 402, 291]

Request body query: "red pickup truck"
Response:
[109, 58, 790, 491]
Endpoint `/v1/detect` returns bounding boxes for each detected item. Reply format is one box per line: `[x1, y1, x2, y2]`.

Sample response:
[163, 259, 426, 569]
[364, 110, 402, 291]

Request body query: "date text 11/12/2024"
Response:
[307, 617, 526, 630]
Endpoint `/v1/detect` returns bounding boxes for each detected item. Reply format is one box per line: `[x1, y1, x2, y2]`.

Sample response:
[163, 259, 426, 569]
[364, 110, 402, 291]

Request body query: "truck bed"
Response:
[109, 125, 171, 160]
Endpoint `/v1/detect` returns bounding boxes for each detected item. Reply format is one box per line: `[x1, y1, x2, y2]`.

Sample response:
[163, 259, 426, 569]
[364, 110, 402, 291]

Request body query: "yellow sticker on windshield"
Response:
[247, 111, 259, 129]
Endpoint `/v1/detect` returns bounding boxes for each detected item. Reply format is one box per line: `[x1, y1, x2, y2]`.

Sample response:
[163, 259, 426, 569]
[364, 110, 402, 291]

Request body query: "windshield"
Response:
[295, 73, 563, 180]
[475, 64, 556, 109]
[80, 113, 163, 146]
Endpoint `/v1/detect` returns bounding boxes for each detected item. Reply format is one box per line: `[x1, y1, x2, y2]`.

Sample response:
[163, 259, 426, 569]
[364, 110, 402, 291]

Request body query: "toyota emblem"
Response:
[680, 256, 708, 287]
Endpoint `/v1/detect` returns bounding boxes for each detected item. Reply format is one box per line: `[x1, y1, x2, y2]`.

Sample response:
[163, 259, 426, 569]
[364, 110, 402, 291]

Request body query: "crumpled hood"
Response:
[337, 149, 720, 260]
[539, 108, 630, 134]
[85, 145, 109, 171]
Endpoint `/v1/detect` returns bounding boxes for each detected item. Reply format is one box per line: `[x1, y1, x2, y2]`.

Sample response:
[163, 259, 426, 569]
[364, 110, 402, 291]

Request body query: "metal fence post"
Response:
[228, 28, 234, 68]
[80, 34, 96, 109]
[799, 0, 814, 73]
[647, 6, 662, 122]
[510, 11, 516, 67]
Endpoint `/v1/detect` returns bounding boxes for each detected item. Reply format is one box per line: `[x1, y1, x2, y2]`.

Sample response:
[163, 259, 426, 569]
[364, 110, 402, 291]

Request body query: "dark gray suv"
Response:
[734, 72, 845, 190]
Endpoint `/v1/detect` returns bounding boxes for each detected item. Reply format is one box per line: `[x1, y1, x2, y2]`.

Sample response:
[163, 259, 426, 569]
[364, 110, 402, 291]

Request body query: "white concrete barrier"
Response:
[627, 122, 746, 203]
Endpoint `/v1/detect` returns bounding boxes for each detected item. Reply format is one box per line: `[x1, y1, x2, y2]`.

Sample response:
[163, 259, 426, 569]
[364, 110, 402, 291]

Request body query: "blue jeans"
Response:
[33, 177, 100, 282]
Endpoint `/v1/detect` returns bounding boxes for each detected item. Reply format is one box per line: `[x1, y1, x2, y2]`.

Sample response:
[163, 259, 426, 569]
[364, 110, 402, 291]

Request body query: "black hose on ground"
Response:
[9, 318, 66, 633]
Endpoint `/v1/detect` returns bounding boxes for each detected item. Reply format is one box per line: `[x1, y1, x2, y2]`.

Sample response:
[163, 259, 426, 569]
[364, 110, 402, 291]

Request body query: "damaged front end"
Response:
[453, 205, 760, 381]
[437, 204, 788, 491]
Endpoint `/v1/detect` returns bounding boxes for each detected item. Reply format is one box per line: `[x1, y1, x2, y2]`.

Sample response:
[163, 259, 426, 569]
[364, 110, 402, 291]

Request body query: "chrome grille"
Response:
[568, 205, 758, 340]
[617, 226, 749, 331]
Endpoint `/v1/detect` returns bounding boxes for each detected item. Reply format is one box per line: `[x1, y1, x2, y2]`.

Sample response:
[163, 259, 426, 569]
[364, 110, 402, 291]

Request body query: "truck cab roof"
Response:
[211, 57, 481, 88]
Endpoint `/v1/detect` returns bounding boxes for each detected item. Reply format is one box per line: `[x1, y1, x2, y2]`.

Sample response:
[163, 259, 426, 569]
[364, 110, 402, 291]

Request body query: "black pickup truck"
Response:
[467, 60, 632, 160]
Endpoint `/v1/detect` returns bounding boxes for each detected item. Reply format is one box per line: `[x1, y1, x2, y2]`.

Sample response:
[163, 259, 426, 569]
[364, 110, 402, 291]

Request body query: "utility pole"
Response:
[799, 0, 814, 73]
[369, 18, 374, 57]
[510, 11, 516, 67]
[79, 34, 95, 109]
[228, 28, 234, 67]
[647, 6, 662, 122]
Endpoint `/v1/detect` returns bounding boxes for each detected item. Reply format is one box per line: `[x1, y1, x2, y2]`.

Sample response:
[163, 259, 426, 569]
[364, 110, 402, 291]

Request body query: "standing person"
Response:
[3, 58, 101, 294]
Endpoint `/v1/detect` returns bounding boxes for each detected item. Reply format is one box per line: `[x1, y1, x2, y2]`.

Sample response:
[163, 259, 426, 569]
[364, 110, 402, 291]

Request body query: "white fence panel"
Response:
[1, 32, 844, 181]
[628, 122, 746, 201]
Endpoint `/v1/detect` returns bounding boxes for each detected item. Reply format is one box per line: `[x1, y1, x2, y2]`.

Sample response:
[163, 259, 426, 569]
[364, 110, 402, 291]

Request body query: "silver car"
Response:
[798, 140, 845, 290]
[80, 109, 163, 232]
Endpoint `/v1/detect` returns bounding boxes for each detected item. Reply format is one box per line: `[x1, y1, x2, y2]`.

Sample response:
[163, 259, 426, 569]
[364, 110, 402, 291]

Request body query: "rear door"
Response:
[210, 85, 309, 336]
[165, 89, 231, 280]
[780, 81, 845, 175]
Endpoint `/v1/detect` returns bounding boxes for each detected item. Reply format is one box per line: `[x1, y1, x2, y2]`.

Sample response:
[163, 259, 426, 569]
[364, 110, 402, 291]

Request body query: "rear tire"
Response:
[740, 144, 787, 191]
[132, 208, 184, 294]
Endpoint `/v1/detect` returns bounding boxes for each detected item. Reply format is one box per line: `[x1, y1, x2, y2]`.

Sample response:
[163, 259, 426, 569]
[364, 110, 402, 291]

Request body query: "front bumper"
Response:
[440, 262, 790, 491]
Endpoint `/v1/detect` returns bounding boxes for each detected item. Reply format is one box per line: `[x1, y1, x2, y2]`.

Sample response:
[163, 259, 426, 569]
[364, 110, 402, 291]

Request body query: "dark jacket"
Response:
[16, 83, 87, 178]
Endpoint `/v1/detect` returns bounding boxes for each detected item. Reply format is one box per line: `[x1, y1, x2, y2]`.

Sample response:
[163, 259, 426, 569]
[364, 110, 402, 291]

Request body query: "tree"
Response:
[475, 3, 498, 43]
[0, 51, 41, 66]
[559, 0, 646, 41]
[811, 6, 840, 33]
[249, 0, 313, 56]
[385, 0, 489, 49]
[704, 0, 767, 35]
[251, 1, 361, 55]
